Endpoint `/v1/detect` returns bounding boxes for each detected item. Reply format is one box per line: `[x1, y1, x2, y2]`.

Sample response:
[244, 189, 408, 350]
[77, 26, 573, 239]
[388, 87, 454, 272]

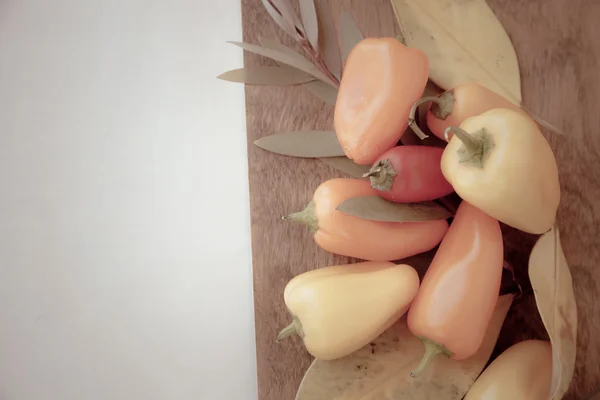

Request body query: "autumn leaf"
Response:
[529, 226, 577, 400]
[390, 0, 521, 105]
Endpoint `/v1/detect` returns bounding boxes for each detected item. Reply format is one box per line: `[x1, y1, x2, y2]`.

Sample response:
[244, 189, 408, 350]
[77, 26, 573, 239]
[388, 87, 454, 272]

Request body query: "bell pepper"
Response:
[440, 108, 560, 234]
[283, 178, 448, 261]
[464, 340, 553, 400]
[363, 145, 454, 203]
[407, 201, 503, 377]
[278, 261, 420, 360]
[424, 82, 525, 141]
[334, 38, 429, 165]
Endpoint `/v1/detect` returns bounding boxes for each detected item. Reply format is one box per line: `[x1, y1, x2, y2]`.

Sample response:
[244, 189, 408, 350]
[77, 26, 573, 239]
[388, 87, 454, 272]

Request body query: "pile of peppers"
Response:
[278, 37, 560, 399]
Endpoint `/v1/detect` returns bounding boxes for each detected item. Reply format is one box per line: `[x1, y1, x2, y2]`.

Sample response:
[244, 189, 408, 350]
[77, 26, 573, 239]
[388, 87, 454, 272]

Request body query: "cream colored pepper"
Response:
[464, 340, 552, 400]
[278, 261, 419, 360]
[441, 108, 560, 234]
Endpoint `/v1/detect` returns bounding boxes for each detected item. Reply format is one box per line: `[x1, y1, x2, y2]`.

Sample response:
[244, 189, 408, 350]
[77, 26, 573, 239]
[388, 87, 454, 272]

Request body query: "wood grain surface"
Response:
[240, 0, 600, 399]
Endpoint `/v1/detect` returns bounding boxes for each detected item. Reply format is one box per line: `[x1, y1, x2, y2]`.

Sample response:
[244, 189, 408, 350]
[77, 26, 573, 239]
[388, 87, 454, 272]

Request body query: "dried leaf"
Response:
[254, 131, 345, 158]
[315, 0, 342, 79]
[296, 295, 514, 400]
[229, 41, 335, 87]
[300, 0, 319, 52]
[336, 196, 452, 222]
[303, 80, 338, 105]
[339, 9, 364, 67]
[390, 0, 522, 105]
[217, 66, 316, 85]
[529, 226, 577, 400]
[261, 0, 306, 41]
[318, 156, 371, 179]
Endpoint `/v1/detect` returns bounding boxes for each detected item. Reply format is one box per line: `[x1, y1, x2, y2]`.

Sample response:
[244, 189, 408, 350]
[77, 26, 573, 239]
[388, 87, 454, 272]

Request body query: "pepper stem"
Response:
[408, 97, 437, 140]
[430, 90, 455, 120]
[444, 126, 495, 169]
[362, 159, 397, 191]
[445, 126, 480, 153]
[276, 317, 303, 342]
[410, 337, 453, 378]
[282, 200, 318, 233]
[408, 95, 454, 140]
[362, 167, 383, 178]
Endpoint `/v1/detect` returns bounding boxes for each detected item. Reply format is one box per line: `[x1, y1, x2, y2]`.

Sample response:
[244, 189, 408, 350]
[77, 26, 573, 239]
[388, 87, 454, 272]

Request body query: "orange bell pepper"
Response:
[407, 201, 503, 376]
[422, 82, 525, 141]
[283, 178, 448, 261]
[334, 38, 429, 165]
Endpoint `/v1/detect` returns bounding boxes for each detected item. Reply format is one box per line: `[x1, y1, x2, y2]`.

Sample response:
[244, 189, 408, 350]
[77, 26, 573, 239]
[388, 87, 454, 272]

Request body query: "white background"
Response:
[0, 1, 257, 399]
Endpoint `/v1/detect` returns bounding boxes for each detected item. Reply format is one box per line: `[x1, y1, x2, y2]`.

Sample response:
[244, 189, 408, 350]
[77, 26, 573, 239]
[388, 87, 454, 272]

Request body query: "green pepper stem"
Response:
[362, 159, 397, 191]
[445, 126, 495, 169]
[410, 337, 453, 378]
[282, 200, 318, 233]
[276, 317, 303, 342]
[444, 126, 480, 153]
[362, 167, 383, 178]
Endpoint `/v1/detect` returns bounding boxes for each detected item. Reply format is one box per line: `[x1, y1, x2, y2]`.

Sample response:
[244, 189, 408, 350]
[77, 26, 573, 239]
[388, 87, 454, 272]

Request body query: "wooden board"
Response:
[240, 0, 600, 398]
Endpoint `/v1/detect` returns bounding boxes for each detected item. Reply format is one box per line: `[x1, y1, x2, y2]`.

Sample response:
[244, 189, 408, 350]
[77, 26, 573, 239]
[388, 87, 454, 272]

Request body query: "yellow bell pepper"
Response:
[278, 261, 419, 360]
[441, 108, 560, 234]
[464, 340, 552, 400]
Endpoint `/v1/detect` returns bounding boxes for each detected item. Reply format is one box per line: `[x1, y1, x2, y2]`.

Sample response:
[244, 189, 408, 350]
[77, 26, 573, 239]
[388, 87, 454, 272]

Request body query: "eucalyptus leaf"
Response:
[217, 66, 316, 86]
[261, 0, 306, 41]
[390, 0, 522, 105]
[339, 8, 364, 67]
[229, 41, 335, 87]
[259, 37, 338, 88]
[318, 156, 371, 179]
[299, 0, 319, 51]
[303, 80, 338, 105]
[296, 295, 514, 400]
[529, 226, 577, 400]
[336, 196, 452, 222]
[254, 131, 345, 158]
[315, 0, 342, 80]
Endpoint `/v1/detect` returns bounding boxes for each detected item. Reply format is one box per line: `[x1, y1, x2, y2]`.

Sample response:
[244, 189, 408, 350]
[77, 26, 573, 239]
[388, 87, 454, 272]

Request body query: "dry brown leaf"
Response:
[314, 0, 342, 79]
[254, 131, 345, 158]
[336, 196, 451, 222]
[339, 9, 364, 67]
[390, 0, 522, 105]
[217, 66, 316, 85]
[303, 80, 338, 105]
[296, 295, 514, 400]
[229, 41, 335, 87]
[300, 0, 319, 52]
[529, 226, 577, 400]
[318, 157, 371, 179]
